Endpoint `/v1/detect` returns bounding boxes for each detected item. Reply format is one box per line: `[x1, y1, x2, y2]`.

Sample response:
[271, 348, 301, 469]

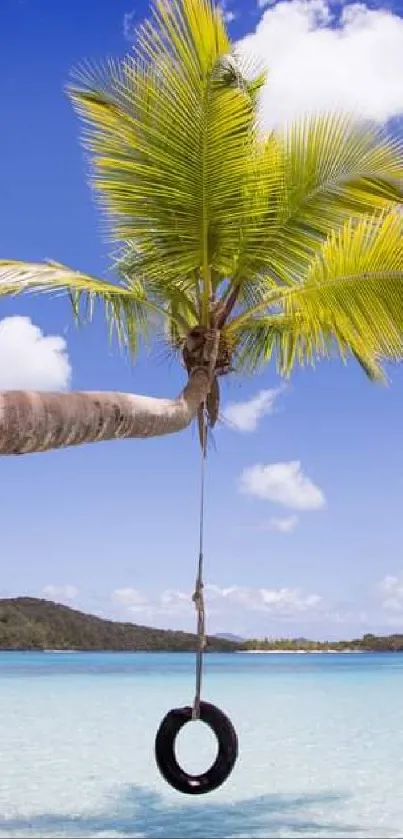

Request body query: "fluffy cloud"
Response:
[111, 582, 322, 620]
[239, 461, 326, 510]
[222, 387, 284, 432]
[41, 584, 78, 602]
[112, 588, 149, 610]
[207, 584, 322, 614]
[0, 317, 71, 391]
[239, 0, 403, 128]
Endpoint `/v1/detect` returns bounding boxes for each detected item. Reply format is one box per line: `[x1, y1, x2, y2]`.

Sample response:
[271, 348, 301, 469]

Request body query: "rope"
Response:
[191, 330, 220, 721]
[192, 400, 207, 721]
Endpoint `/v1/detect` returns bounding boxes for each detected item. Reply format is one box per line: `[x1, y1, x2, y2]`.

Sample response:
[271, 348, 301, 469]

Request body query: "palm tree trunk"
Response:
[0, 369, 210, 456]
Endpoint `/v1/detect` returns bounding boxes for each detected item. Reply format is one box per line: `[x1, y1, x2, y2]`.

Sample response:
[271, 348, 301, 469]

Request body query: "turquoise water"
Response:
[1, 651, 403, 838]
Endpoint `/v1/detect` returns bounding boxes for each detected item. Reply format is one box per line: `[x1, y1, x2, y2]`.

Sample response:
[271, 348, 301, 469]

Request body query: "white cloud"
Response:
[377, 575, 403, 613]
[260, 587, 322, 612]
[123, 9, 136, 41]
[111, 586, 192, 624]
[239, 460, 326, 510]
[246, 515, 299, 532]
[205, 584, 321, 614]
[160, 589, 190, 607]
[180, 583, 322, 616]
[111, 584, 397, 635]
[41, 584, 78, 602]
[239, 0, 403, 128]
[111, 583, 322, 621]
[112, 588, 149, 610]
[222, 387, 284, 432]
[0, 317, 71, 391]
[267, 515, 299, 532]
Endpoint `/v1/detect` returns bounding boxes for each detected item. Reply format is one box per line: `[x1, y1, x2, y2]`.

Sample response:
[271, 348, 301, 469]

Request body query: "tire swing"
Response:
[154, 402, 238, 795]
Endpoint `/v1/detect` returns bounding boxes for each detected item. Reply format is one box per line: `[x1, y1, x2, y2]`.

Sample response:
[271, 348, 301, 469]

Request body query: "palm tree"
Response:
[1, 0, 403, 456]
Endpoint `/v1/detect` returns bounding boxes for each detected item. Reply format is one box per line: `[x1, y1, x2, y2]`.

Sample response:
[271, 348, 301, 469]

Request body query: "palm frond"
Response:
[234, 311, 386, 382]
[0, 260, 158, 355]
[226, 115, 403, 303]
[115, 243, 199, 322]
[68, 0, 262, 324]
[230, 211, 403, 379]
[3, 0, 403, 393]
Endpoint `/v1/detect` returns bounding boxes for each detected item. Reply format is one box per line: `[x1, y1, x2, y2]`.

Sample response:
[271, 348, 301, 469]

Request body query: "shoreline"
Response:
[236, 649, 365, 654]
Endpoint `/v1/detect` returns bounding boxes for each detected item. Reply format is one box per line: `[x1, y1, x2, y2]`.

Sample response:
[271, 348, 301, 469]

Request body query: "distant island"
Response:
[240, 634, 403, 653]
[1, 598, 403, 653]
[214, 632, 245, 643]
[0, 598, 238, 652]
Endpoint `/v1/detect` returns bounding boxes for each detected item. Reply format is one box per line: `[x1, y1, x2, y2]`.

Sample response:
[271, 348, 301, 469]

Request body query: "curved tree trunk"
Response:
[0, 369, 210, 456]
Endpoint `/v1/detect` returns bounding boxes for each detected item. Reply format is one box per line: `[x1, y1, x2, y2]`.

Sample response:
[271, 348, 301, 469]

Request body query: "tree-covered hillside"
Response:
[0, 598, 238, 652]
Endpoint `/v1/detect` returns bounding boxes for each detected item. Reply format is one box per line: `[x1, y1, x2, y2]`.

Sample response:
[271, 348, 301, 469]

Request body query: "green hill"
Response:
[2, 599, 402, 653]
[0, 597, 239, 652]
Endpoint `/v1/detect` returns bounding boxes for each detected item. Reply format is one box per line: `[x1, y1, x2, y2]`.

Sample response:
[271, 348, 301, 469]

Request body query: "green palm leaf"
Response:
[230, 211, 403, 380]
[0, 260, 161, 354]
[68, 0, 262, 324]
[226, 115, 403, 304]
[1, 0, 403, 393]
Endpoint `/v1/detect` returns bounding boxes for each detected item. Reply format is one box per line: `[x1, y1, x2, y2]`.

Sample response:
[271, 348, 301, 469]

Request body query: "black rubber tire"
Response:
[154, 700, 238, 795]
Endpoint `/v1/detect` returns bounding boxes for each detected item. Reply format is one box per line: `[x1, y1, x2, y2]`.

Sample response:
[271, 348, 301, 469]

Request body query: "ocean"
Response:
[0, 651, 403, 838]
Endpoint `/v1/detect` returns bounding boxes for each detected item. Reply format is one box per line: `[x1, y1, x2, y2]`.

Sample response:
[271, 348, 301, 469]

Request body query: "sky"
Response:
[1, 0, 403, 640]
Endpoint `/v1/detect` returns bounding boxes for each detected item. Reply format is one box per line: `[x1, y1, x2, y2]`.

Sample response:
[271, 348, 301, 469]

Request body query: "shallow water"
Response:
[0, 651, 402, 838]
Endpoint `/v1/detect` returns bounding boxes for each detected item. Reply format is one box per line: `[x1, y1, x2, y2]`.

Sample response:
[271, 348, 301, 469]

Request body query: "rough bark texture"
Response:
[0, 368, 210, 456]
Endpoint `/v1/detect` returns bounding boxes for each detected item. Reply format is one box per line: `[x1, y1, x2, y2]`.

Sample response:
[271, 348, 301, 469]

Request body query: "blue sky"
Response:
[1, 0, 403, 639]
